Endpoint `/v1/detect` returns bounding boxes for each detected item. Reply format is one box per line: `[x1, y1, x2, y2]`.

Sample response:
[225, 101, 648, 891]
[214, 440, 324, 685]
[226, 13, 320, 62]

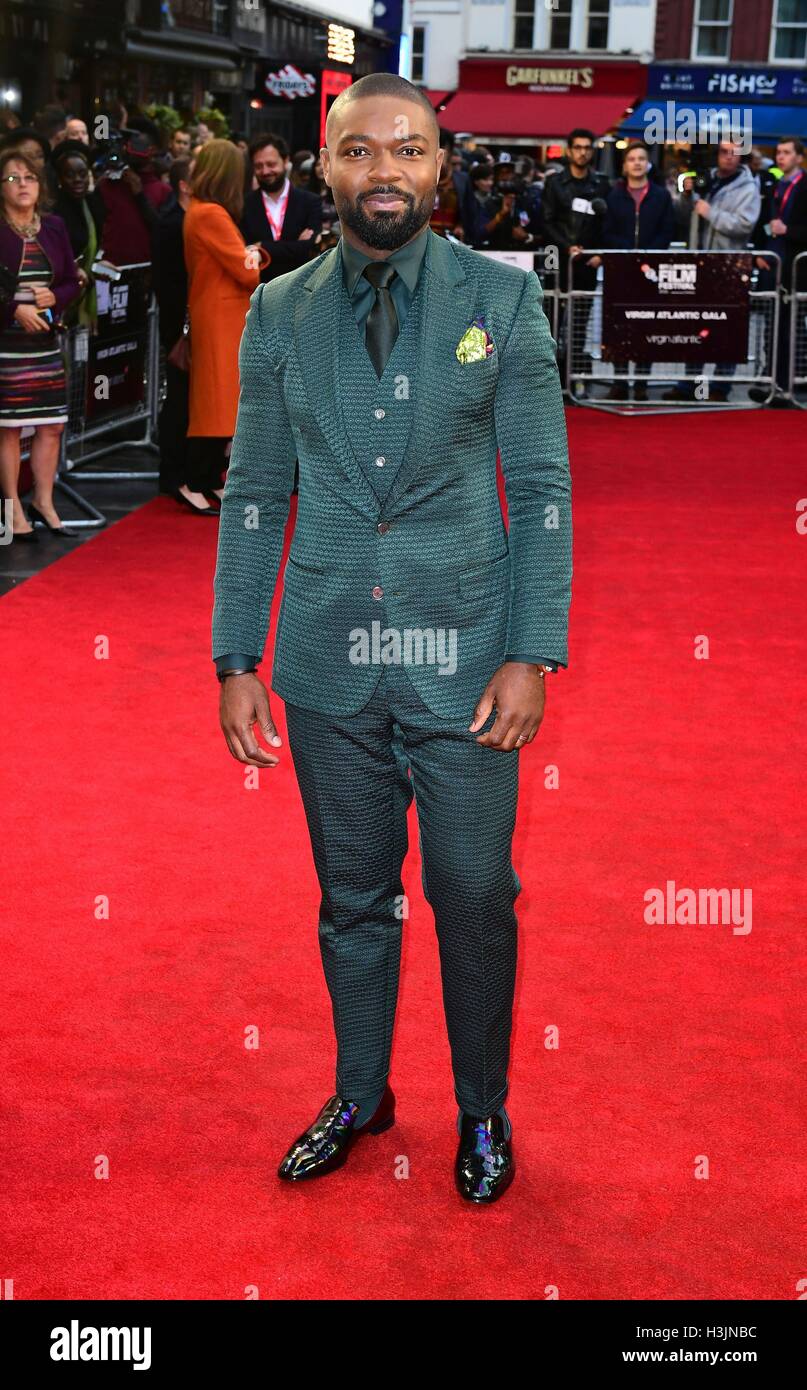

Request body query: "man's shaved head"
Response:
[325, 73, 440, 152]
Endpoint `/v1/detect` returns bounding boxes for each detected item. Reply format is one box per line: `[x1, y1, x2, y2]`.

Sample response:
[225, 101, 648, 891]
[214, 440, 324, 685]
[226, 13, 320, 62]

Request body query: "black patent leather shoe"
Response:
[455, 1111, 515, 1204]
[277, 1083, 396, 1181]
[28, 502, 78, 537]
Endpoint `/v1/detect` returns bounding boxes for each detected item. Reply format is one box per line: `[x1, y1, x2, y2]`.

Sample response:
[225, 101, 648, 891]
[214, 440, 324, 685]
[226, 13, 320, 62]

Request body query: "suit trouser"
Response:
[284, 658, 521, 1116]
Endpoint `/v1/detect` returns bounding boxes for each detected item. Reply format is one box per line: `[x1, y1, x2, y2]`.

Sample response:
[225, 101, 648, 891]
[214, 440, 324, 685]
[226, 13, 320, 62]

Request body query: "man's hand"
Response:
[694, 199, 711, 219]
[219, 673, 283, 768]
[468, 662, 546, 750]
[770, 217, 787, 237]
[298, 228, 315, 240]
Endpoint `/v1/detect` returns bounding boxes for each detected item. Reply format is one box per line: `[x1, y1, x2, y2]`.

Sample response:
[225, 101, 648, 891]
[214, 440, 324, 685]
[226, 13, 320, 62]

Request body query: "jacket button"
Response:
[372, 585, 383, 599]
[375, 455, 386, 467]
[374, 408, 385, 419]
[377, 521, 390, 534]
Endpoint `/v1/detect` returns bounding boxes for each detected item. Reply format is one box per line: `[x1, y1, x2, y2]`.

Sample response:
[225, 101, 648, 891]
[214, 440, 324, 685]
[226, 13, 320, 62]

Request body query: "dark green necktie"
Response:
[362, 261, 399, 378]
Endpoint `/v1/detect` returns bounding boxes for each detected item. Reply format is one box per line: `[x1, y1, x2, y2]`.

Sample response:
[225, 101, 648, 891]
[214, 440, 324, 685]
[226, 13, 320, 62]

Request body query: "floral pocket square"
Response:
[455, 317, 495, 364]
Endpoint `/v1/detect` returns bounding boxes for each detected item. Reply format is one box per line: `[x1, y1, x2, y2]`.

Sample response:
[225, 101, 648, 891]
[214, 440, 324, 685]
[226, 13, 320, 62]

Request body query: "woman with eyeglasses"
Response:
[0, 148, 80, 541]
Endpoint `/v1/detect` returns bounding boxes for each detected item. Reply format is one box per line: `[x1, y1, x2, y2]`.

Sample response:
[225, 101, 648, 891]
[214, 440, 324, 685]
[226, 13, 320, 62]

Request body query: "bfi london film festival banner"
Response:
[600, 254, 752, 364]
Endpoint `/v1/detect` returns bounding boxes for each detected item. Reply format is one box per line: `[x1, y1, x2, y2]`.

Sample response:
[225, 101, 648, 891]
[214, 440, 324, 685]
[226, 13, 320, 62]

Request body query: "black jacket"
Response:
[52, 189, 106, 260]
[540, 166, 609, 252]
[241, 183, 322, 282]
[154, 199, 187, 348]
[605, 180, 675, 250]
[762, 171, 807, 283]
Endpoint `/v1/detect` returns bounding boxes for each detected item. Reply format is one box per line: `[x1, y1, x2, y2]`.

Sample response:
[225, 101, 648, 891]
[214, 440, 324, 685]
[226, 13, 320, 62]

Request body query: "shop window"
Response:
[692, 0, 733, 60]
[513, 0, 536, 50]
[412, 24, 425, 83]
[549, 0, 573, 49]
[771, 0, 807, 59]
[587, 0, 610, 50]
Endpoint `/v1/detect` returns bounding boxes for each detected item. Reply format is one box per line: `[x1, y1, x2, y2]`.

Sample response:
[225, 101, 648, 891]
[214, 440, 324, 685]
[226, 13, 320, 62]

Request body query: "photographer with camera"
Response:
[95, 129, 162, 267]
[476, 155, 540, 251]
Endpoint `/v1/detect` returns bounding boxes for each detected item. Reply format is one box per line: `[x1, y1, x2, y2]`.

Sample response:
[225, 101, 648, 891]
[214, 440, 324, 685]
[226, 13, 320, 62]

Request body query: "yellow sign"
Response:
[327, 23, 355, 65]
[505, 65, 594, 89]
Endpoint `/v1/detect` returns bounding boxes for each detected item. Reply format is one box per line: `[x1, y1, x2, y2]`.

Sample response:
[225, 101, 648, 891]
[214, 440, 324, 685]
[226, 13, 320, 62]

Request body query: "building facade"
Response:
[624, 0, 807, 151]
[401, 0, 657, 158]
[0, 0, 394, 150]
[656, 0, 807, 65]
[404, 0, 658, 94]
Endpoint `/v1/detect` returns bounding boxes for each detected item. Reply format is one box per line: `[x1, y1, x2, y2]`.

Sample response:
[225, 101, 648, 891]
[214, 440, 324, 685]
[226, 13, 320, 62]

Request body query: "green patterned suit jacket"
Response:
[212, 229, 572, 718]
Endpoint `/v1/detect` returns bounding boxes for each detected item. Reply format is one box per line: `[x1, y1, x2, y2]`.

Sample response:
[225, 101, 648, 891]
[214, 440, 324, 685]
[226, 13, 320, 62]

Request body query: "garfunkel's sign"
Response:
[506, 65, 594, 91]
[458, 57, 646, 98]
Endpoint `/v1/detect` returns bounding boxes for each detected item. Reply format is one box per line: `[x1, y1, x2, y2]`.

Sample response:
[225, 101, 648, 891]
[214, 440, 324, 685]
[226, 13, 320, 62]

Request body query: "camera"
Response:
[93, 130, 129, 180]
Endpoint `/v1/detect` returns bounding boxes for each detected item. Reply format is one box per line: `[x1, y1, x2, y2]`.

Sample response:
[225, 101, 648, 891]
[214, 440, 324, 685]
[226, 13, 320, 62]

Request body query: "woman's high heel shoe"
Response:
[28, 502, 78, 538]
[170, 488, 218, 517]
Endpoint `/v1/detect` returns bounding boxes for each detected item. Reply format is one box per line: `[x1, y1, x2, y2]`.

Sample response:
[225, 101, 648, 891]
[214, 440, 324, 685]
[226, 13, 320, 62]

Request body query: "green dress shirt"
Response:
[215, 226, 556, 675]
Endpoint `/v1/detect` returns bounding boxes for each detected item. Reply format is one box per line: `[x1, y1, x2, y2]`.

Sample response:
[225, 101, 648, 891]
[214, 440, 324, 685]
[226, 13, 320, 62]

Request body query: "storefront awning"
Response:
[620, 99, 807, 140]
[437, 90, 638, 139]
[422, 89, 451, 110]
[124, 40, 238, 70]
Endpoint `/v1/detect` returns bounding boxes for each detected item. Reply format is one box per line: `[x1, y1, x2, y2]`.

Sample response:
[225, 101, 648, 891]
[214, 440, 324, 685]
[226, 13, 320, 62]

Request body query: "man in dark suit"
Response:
[213, 75, 571, 1204]
[241, 132, 322, 282]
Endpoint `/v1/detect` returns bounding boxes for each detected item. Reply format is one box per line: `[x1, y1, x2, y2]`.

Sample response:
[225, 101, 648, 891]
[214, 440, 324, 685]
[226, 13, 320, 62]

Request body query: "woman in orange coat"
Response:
[182, 140, 269, 510]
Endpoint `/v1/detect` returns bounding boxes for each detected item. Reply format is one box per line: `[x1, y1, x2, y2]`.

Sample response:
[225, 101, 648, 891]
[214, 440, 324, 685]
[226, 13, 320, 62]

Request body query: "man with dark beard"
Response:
[241, 133, 322, 281]
[211, 74, 571, 1204]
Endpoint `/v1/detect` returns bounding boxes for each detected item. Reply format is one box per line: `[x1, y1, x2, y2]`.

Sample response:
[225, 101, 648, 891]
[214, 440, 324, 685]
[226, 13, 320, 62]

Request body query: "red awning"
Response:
[422, 89, 451, 109]
[437, 90, 636, 138]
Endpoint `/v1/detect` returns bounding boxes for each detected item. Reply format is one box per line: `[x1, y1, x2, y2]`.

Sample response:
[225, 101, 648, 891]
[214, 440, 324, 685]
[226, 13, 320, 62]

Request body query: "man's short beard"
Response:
[338, 189, 434, 250]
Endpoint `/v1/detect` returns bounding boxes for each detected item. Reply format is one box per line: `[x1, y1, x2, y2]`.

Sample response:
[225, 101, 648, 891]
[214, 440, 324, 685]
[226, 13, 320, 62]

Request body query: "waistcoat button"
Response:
[372, 585, 384, 599]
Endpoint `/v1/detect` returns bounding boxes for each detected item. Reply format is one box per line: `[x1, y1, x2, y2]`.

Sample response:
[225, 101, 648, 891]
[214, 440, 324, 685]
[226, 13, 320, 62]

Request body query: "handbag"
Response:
[167, 311, 191, 371]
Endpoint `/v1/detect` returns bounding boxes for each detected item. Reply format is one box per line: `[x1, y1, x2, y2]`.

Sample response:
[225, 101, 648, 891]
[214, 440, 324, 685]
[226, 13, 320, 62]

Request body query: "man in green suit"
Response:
[212, 73, 572, 1203]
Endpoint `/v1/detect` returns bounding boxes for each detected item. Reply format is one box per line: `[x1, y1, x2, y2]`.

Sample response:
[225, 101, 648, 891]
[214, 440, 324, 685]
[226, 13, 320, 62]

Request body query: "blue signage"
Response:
[648, 65, 807, 104]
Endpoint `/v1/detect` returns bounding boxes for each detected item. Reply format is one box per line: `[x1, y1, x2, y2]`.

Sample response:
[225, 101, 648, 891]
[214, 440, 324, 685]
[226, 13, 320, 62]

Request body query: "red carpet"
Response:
[2, 410, 804, 1300]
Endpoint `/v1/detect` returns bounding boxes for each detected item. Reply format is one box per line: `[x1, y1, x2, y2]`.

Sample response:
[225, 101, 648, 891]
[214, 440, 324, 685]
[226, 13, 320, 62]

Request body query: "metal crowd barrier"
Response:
[563, 249, 781, 413]
[43, 266, 162, 529]
[789, 250, 807, 410]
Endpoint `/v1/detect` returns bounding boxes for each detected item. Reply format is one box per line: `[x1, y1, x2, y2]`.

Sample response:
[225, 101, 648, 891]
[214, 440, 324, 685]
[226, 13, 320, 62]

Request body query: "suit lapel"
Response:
[293, 231, 478, 518]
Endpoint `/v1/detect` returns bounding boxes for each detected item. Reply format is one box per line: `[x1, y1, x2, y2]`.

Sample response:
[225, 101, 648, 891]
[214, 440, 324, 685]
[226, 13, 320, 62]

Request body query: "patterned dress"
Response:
[0, 234, 68, 427]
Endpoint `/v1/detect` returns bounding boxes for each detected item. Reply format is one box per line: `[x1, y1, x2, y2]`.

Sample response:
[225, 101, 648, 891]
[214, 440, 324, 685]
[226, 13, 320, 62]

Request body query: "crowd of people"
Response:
[0, 99, 806, 540]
